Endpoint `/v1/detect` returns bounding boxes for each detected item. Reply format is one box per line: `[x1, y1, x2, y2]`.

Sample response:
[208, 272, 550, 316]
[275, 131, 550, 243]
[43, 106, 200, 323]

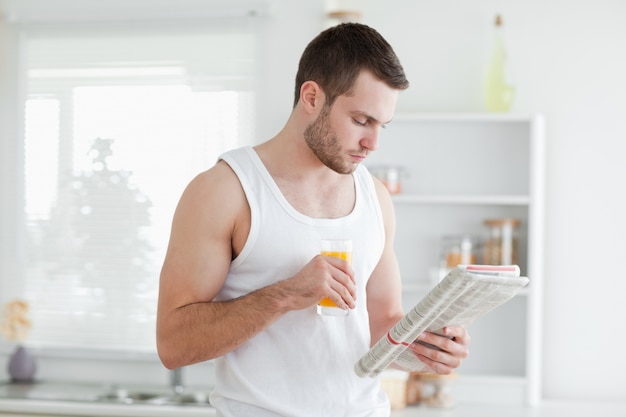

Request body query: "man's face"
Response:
[304, 71, 398, 175]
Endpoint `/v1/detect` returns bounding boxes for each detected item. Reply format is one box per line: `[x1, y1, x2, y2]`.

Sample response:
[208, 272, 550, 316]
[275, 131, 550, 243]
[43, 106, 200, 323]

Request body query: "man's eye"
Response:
[353, 118, 367, 126]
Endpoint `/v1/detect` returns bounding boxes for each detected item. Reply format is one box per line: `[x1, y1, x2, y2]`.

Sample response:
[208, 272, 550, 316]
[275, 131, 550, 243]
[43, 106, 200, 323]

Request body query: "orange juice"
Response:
[319, 248, 352, 309]
[321, 250, 352, 263]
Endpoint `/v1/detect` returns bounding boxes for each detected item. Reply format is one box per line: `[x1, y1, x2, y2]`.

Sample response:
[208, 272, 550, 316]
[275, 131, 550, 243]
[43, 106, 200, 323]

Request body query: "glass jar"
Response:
[411, 372, 458, 408]
[369, 165, 405, 195]
[440, 235, 478, 269]
[483, 218, 519, 265]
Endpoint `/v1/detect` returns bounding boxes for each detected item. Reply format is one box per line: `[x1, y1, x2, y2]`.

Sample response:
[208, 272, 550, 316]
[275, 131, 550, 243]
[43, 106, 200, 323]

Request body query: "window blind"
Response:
[15, 21, 257, 353]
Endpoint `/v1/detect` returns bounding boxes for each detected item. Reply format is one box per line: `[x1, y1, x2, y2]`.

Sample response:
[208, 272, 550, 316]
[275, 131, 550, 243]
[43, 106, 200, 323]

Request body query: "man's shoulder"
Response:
[183, 158, 246, 205]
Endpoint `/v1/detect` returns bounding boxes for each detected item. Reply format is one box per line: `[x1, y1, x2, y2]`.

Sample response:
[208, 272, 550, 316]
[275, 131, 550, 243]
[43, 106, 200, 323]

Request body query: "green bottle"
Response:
[484, 15, 515, 112]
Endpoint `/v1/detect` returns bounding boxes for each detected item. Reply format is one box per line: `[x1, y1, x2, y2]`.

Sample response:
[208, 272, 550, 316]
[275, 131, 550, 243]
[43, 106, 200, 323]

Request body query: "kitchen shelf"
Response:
[368, 112, 544, 406]
[393, 112, 536, 123]
[391, 194, 530, 205]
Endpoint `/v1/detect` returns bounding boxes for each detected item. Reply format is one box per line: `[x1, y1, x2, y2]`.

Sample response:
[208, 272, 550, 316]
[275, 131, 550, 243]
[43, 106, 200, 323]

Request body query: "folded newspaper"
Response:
[355, 264, 529, 378]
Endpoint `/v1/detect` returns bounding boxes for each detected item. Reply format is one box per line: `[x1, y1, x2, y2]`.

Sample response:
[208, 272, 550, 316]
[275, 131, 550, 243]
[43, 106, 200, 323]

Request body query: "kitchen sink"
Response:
[0, 381, 213, 408]
[148, 392, 211, 406]
[97, 387, 211, 406]
[97, 388, 164, 404]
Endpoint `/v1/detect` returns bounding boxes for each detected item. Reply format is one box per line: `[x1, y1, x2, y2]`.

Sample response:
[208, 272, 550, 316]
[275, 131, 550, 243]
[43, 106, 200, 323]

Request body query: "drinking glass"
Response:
[317, 238, 352, 317]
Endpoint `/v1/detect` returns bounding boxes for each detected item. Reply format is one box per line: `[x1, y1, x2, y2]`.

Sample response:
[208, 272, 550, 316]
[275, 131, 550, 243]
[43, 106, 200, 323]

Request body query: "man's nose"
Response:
[360, 127, 381, 152]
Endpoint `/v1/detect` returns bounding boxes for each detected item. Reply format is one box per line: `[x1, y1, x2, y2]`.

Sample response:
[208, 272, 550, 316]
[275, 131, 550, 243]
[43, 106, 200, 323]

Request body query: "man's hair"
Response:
[293, 23, 409, 108]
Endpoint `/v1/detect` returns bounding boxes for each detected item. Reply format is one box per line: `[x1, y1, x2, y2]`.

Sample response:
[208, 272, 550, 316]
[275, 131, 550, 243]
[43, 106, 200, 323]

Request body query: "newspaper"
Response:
[355, 264, 529, 378]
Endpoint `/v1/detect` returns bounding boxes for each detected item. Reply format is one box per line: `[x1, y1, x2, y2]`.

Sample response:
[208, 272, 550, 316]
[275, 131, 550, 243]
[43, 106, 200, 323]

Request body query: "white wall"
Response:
[1, 0, 625, 404]
[360, 0, 626, 402]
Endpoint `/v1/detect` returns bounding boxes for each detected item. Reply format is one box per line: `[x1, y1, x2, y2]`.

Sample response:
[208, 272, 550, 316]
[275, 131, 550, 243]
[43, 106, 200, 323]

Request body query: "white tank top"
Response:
[210, 146, 390, 417]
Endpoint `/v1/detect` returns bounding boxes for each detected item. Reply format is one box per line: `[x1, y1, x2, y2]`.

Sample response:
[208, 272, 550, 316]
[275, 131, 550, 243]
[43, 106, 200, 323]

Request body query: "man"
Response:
[157, 23, 470, 416]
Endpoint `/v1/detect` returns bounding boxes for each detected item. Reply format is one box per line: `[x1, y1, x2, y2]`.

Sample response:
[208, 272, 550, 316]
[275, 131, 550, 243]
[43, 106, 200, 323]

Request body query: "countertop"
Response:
[4, 402, 626, 417]
[14, 380, 622, 417]
[2, 380, 573, 417]
[0, 399, 215, 417]
[0, 402, 435, 417]
[0, 380, 431, 417]
[0, 381, 420, 417]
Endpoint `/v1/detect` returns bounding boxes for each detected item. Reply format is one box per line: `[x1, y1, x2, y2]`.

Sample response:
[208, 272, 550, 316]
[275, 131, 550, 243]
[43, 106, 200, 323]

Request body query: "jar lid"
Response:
[484, 218, 520, 227]
[414, 372, 459, 381]
[441, 234, 477, 241]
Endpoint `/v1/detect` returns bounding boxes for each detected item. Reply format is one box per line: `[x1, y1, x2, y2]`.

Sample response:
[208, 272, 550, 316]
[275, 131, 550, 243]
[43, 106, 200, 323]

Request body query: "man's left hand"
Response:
[408, 326, 470, 375]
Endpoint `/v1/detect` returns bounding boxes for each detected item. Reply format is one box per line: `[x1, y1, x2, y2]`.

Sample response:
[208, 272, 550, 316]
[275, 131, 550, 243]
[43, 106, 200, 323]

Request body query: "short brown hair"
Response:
[294, 23, 409, 108]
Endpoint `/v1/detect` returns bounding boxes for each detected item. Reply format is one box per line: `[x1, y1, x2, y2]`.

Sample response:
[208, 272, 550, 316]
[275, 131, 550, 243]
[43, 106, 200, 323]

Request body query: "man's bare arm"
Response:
[367, 176, 470, 375]
[157, 162, 355, 369]
[366, 177, 405, 345]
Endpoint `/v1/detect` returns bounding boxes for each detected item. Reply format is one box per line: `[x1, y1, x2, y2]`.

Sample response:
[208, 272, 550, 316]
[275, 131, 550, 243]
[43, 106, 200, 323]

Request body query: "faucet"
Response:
[170, 367, 184, 394]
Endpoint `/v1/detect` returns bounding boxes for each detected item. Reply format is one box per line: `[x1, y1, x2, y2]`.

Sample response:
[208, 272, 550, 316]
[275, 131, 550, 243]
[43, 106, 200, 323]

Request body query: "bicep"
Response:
[158, 163, 248, 312]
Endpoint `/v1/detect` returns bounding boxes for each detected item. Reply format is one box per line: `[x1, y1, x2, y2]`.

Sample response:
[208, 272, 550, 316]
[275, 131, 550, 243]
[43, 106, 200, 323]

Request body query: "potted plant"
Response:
[0, 299, 36, 382]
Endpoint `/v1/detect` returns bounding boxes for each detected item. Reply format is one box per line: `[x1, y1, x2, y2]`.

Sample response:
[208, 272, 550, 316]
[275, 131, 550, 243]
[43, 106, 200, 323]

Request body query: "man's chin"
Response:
[341, 164, 358, 175]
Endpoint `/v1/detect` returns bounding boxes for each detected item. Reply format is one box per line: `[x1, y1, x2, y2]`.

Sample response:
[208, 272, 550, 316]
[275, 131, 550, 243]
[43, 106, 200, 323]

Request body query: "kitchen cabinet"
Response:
[367, 113, 544, 406]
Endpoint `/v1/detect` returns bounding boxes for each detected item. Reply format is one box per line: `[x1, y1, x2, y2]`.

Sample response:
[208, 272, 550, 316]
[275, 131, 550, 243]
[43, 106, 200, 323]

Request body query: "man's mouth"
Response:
[350, 153, 368, 163]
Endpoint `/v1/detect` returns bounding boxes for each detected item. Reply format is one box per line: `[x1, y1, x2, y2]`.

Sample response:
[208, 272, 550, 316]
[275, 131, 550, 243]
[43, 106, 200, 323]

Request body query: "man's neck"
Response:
[253, 137, 356, 219]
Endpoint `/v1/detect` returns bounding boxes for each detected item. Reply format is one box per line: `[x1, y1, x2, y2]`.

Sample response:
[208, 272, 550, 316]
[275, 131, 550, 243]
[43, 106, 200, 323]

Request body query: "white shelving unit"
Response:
[367, 113, 545, 406]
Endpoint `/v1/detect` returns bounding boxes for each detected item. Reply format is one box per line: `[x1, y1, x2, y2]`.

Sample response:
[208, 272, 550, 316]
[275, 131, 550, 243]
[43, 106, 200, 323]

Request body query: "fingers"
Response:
[320, 255, 356, 308]
[409, 327, 470, 375]
[325, 278, 356, 309]
[322, 254, 356, 284]
[443, 325, 471, 347]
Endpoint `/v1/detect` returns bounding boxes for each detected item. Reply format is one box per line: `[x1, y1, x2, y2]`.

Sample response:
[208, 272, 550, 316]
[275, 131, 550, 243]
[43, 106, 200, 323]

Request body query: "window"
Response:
[15, 21, 257, 353]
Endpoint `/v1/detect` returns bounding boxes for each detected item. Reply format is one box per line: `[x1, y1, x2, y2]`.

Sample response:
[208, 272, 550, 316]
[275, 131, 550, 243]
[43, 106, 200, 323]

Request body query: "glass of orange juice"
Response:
[317, 238, 352, 317]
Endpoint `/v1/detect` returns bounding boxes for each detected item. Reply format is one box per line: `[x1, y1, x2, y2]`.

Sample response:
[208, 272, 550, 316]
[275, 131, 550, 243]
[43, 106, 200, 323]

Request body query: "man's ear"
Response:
[299, 81, 325, 114]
